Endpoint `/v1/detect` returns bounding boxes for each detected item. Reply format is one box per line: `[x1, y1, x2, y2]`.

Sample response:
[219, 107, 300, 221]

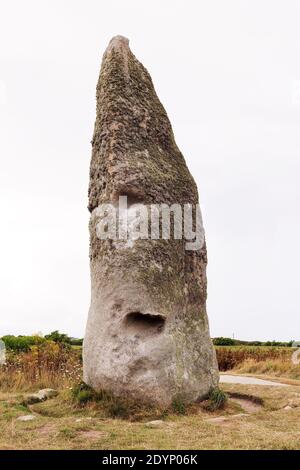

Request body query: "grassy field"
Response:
[1, 343, 298, 393]
[0, 382, 299, 450]
[0, 343, 299, 449]
[216, 346, 300, 380]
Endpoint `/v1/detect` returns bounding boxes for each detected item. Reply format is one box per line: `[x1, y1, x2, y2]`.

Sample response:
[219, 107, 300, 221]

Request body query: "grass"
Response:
[0, 382, 299, 449]
[229, 358, 300, 380]
[216, 345, 293, 370]
[0, 344, 300, 449]
[216, 346, 300, 379]
[2, 344, 299, 394]
[204, 388, 228, 411]
[70, 382, 168, 421]
[0, 342, 82, 392]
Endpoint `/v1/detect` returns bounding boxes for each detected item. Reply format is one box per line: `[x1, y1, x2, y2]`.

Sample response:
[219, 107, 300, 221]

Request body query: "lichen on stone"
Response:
[83, 36, 219, 406]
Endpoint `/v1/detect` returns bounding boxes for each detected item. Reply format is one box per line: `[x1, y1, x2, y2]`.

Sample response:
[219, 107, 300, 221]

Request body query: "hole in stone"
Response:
[124, 312, 165, 334]
[125, 194, 144, 206]
[111, 189, 145, 207]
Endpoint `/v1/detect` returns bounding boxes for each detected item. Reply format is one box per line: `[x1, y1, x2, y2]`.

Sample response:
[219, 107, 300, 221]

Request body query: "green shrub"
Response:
[45, 331, 71, 344]
[1, 335, 46, 352]
[213, 337, 236, 346]
[71, 382, 166, 420]
[76, 389, 94, 404]
[206, 388, 228, 411]
[69, 338, 83, 346]
[171, 397, 186, 415]
[71, 382, 110, 403]
[71, 382, 94, 403]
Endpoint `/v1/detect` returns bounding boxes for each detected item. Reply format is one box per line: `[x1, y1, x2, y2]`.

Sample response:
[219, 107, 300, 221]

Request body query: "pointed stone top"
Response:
[105, 35, 130, 53]
[89, 36, 199, 211]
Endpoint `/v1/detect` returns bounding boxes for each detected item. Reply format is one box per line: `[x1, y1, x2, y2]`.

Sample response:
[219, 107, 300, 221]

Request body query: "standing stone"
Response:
[83, 36, 219, 406]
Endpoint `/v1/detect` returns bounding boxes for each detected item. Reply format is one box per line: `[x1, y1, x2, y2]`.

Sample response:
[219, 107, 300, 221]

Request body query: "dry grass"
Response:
[1, 344, 298, 394]
[1, 344, 300, 449]
[230, 358, 300, 380]
[216, 346, 293, 370]
[216, 346, 300, 379]
[0, 382, 299, 450]
[0, 342, 82, 392]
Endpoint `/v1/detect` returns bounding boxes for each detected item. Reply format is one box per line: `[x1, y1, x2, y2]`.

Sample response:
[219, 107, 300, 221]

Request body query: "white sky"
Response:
[0, 0, 299, 341]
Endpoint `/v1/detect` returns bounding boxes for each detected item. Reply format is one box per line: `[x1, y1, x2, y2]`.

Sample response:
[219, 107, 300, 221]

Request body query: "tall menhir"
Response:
[83, 36, 219, 405]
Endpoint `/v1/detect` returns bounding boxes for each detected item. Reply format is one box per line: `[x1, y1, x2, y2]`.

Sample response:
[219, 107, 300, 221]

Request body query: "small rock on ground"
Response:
[23, 388, 58, 405]
[145, 420, 165, 428]
[17, 415, 36, 422]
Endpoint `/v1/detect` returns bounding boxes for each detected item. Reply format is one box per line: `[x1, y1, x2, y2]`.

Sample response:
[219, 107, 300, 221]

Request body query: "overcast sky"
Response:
[0, 0, 299, 341]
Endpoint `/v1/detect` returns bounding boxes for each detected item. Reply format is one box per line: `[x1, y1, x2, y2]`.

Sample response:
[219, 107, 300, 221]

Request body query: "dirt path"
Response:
[220, 374, 289, 387]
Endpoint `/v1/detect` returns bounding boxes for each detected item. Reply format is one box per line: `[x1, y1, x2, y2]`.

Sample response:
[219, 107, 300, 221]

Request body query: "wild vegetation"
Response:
[1, 333, 299, 392]
[0, 342, 81, 392]
[0, 332, 299, 449]
[1, 332, 83, 353]
[216, 346, 300, 380]
[213, 337, 294, 347]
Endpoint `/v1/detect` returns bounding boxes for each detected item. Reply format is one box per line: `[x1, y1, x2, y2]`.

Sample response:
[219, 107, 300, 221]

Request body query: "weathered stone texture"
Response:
[83, 36, 219, 405]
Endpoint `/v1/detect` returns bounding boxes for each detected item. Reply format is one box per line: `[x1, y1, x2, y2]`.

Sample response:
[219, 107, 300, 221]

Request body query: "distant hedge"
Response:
[45, 331, 83, 346]
[70, 338, 83, 346]
[1, 335, 46, 352]
[213, 337, 236, 346]
[1, 332, 83, 352]
[213, 337, 294, 347]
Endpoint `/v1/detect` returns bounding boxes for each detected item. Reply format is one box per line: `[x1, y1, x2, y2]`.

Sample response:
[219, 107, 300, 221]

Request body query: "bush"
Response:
[69, 338, 83, 346]
[213, 337, 236, 346]
[44, 331, 71, 344]
[1, 335, 46, 352]
[0, 341, 82, 391]
[171, 397, 186, 415]
[205, 388, 227, 411]
[71, 382, 95, 403]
